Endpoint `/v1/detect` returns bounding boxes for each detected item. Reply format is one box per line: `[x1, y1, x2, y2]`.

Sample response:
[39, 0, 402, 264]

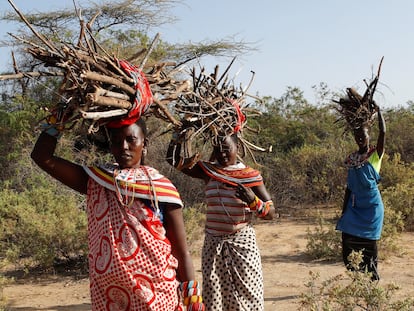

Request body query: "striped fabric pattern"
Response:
[205, 179, 252, 235]
[83, 164, 183, 207]
[199, 161, 263, 187]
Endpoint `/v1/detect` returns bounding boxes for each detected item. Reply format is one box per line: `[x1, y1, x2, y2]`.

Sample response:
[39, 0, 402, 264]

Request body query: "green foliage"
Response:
[380, 153, 414, 232]
[305, 213, 342, 261]
[299, 251, 414, 310]
[288, 144, 347, 203]
[381, 153, 414, 189]
[182, 204, 206, 256]
[0, 266, 11, 311]
[0, 95, 49, 187]
[384, 105, 414, 163]
[382, 182, 414, 232]
[253, 88, 340, 155]
[0, 180, 87, 269]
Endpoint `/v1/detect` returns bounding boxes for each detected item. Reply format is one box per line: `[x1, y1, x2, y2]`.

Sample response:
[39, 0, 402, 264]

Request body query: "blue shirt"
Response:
[336, 150, 384, 240]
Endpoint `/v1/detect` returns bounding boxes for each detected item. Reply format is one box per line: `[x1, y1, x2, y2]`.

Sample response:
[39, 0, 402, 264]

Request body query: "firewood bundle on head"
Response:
[333, 57, 384, 133]
[2, 0, 190, 149]
[171, 58, 270, 163]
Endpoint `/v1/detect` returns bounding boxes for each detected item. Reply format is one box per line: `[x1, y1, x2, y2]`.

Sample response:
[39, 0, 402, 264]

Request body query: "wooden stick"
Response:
[216, 56, 236, 85]
[0, 71, 64, 80]
[80, 109, 128, 120]
[81, 71, 135, 95]
[7, 0, 61, 55]
[86, 93, 132, 109]
[240, 137, 271, 152]
[138, 32, 160, 71]
[153, 98, 181, 126]
[93, 86, 130, 100]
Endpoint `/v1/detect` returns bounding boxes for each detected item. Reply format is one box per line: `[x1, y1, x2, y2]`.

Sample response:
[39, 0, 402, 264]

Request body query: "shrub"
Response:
[182, 204, 206, 255]
[269, 143, 348, 205]
[0, 182, 88, 269]
[381, 153, 414, 189]
[306, 208, 404, 262]
[379, 201, 405, 257]
[299, 251, 414, 310]
[382, 183, 414, 233]
[0, 274, 10, 311]
[305, 212, 342, 261]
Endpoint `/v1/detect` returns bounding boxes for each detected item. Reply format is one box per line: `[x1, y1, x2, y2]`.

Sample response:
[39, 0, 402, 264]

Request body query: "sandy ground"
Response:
[3, 215, 414, 310]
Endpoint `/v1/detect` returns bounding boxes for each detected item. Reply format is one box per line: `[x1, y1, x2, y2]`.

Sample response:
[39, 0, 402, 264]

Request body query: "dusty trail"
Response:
[3, 218, 414, 310]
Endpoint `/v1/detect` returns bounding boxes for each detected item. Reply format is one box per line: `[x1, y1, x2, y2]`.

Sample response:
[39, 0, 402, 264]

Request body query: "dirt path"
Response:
[3, 218, 414, 310]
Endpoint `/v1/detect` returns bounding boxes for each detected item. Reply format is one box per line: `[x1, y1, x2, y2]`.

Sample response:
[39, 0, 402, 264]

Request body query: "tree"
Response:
[0, 0, 257, 268]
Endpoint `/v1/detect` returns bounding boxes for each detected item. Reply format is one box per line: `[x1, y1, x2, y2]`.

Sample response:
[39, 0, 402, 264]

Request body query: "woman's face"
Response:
[110, 123, 146, 169]
[213, 136, 238, 167]
[353, 127, 370, 153]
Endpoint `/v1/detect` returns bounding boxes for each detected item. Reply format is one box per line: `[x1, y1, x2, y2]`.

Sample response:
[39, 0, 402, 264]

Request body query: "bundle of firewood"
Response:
[2, 0, 270, 161]
[333, 57, 384, 132]
[171, 58, 271, 162]
[1, 0, 190, 135]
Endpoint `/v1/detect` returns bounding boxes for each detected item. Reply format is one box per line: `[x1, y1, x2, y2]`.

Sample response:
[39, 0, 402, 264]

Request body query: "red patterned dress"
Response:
[83, 164, 184, 311]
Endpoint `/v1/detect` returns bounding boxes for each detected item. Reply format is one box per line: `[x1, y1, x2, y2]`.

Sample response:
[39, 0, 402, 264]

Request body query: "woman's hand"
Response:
[235, 183, 256, 205]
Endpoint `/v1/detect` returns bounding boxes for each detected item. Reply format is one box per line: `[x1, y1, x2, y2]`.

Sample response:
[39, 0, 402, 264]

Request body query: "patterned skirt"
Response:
[202, 225, 264, 311]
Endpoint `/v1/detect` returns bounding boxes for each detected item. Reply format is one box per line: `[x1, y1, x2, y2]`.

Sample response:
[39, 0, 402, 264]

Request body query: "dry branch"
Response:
[0, 71, 64, 80]
[2, 1, 267, 163]
[333, 57, 384, 132]
[1, 0, 197, 140]
[170, 60, 270, 164]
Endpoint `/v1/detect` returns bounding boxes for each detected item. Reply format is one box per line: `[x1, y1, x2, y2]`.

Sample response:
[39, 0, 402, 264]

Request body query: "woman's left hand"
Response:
[235, 183, 256, 205]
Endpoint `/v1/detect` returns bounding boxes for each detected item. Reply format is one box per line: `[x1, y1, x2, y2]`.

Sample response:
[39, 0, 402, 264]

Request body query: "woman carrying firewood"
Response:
[335, 88, 386, 281]
[167, 125, 276, 310]
[31, 67, 204, 310]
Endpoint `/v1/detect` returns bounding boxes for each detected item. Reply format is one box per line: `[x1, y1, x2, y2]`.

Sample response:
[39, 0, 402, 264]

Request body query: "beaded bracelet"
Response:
[257, 200, 274, 218]
[248, 195, 264, 212]
[180, 280, 205, 310]
[248, 196, 273, 218]
[39, 123, 62, 139]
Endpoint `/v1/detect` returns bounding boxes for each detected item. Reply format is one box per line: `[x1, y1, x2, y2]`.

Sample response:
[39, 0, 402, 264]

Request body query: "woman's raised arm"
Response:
[31, 132, 89, 194]
[376, 108, 386, 158]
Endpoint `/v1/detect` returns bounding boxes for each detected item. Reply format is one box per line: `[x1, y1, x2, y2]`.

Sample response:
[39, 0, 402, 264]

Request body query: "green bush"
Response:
[382, 182, 414, 233]
[299, 251, 414, 310]
[379, 201, 405, 257]
[305, 212, 342, 261]
[0, 181, 87, 269]
[305, 206, 404, 262]
[289, 144, 347, 203]
[182, 204, 206, 255]
[381, 153, 414, 189]
[0, 273, 10, 311]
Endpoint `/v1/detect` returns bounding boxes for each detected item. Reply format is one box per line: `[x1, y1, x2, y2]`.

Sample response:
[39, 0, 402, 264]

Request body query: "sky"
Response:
[1, 0, 414, 108]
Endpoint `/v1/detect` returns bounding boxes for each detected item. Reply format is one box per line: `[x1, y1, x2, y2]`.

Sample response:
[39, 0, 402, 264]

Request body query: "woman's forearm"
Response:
[31, 132, 88, 194]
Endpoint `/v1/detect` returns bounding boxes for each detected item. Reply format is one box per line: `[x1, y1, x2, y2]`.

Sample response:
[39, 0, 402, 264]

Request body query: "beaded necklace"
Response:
[141, 165, 160, 216]
[113, 168, 136, 207]
[345, 146, 376, 168]
[113, 166, 160, 216]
